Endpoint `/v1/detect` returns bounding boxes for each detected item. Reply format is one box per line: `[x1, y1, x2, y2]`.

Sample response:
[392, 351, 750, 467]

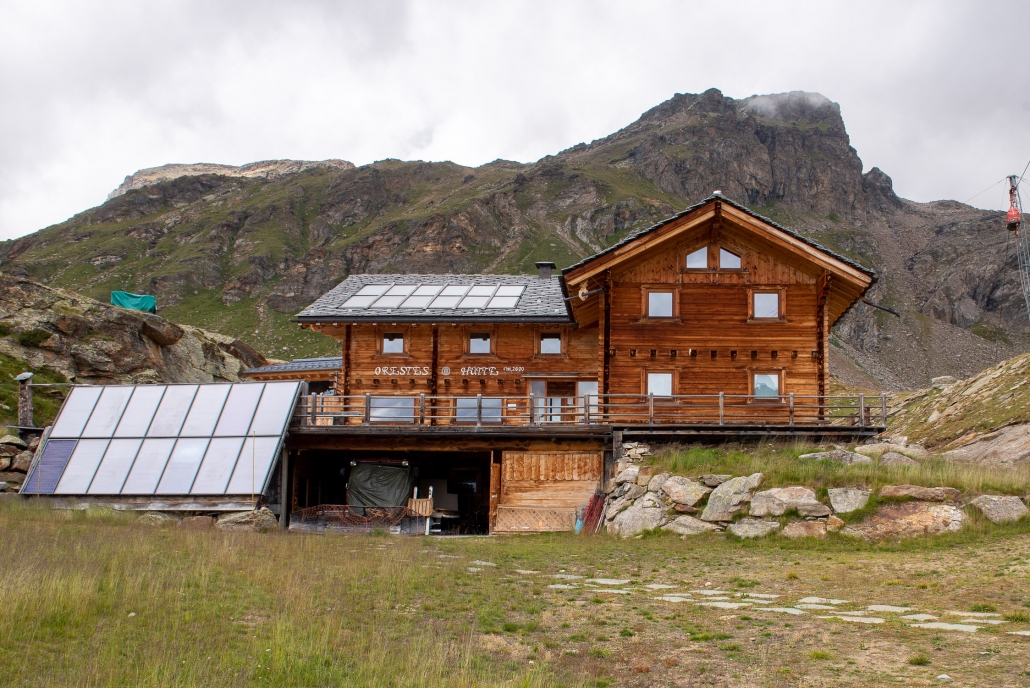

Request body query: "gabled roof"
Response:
[243, 356, 342, 376]
[296, 273, 571, 323]
[563, 193, 874, 279]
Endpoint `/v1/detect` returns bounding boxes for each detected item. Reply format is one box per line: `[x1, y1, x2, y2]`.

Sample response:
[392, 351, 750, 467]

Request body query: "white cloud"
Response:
[1, 0, 1028, 239]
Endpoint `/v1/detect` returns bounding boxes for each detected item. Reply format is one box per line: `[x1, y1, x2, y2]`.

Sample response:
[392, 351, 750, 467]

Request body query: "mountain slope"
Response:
[2, 89, 1026, 385]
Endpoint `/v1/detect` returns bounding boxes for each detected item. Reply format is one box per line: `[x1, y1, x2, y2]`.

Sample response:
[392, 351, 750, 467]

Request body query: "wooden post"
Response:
[418, 393, 425, 426]
[17, 376, 33, 428]
[488, 453, 500, 534]
[430, 325, 439, 426]
[279, 449, 291, 530]
[816, 272, 832, 419]
[602, 269, 612, 418]
[718, 392, 724, 426]
[788, 392, 795, 428]
[880, 392, 888, 428]
[858, 393, 865, 428]
[476, 393, 483, 428]
[364, 393, 371, 425]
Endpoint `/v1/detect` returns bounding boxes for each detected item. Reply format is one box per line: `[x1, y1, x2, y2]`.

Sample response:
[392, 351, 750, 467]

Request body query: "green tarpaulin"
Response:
[347, 463, 412, 511]
[111, 291, 156, 314]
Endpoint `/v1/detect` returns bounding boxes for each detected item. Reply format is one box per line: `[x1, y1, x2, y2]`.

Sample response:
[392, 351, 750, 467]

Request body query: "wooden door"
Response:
[493, 451, 602, 533]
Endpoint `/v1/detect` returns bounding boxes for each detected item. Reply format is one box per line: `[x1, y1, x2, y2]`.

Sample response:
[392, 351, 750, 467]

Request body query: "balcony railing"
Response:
[291, 392, 888, 429]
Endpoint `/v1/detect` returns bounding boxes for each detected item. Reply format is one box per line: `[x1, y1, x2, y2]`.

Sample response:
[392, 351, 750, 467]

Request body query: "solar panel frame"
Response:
[191, 436, 245, 494]
[370, 295, 406, 308]
[213, 383, 264, 437]
[384, 284, 417, 296]
[457, 296, 490, 308]
[495, 285, 525, 296]
[156, 438, 210, 494]
[88, 438, 143, 494]
[226, 436, 282, 495]
[355, 284, 392, 296]
[179, 384, 231, 437]
[120, 437, 176, 494]
[21, 439, 77, 494]
[340, 295, 378, 309]
[487, 296, 520, 308]
[247, 381, 301, 437]
[147, 385, 198, 437]
[81, 386, 134, 438]
[50, 387, 103, 438]
[114, 386, 166, 438]
[55, 439, 110, 493]
[412, 285, 443, 296]
[428, 295, 462, 308]
[399, 295, 433, 309]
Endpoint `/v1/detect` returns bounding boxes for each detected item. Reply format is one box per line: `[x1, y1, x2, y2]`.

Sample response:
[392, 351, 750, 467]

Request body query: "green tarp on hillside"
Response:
[111, 291, 156, 314]
[347, 463, 412, 511]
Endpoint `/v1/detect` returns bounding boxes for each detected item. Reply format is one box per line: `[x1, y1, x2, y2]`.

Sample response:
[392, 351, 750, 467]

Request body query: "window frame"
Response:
[375, 325, 411, 356]
[537, 330, 564, 356]
[641, 286, 679, 320]
[381, 331, 405, 355]
[718, 246, 743, 270]
[748, 288, 786, 322]
[454, 396, 504, 424]
[685, 246, 708, 270]
[750, 370, 785, 403]
[641, 368, 677, 397]
[464, 326, 497, 356]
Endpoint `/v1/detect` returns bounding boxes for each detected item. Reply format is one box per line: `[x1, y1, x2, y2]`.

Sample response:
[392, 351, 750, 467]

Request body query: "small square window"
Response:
[686, 247, 707, 269]
[753, 374, 779, 398]
[469, 333, 491, 354]
[753, 293, 779, 319]
[720, 248, 741, 269]
[648, 292, 674, 318]
[540, 333, 561, 354]
[647, 373, 673, 397]
[382, 333, 404, 354]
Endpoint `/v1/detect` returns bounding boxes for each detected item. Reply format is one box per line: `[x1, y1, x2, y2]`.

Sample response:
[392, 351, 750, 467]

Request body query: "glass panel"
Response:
[469, 333, 491, 354]
[382, 333, 404, 353]
[385, 284, 417, 296]
[54, 439, 109, 493]
[686, 247, 707, 268]
[529, 381, 546, 423]
[753, 293, 779, 318]
[369, 397, 415, 422]
[495, 285, 525, 296]
[455, 397, 502, 423]
[50, 387, 103, 438]
[341, 295, 377, 308]
[577, 381, 599, 416]
[156, 439, 210, 494]
[88, 439, 142, 494]
[21, 439, 77, 494]
[648, 292, 673, 317]
[356, 284, 391, 296]
[370, 295, 406, 308]
[540, 333, 561, 354]
[81, 387, 134, 438]
[647, 373, 673, 397]
[467, 285, 497, 297]
[720, 248, 741, 269]
[412, 285, 443, 296]
[487, 296, 520, 309]
[179, 384, 231, 437]
[147, 385, 198, 437]
[428, 295, 462, 308]
[248, 381, 301, 436]
[191, 437, 245, 494]
[399, 295, 433, 309]
[458, 296, 490, 309]
[440, 285, 470, 296]
[213, 383, 264, 437]
[754, 374, 780, 398]
[120, 438, 176, 494]
[114, 386, 166, 437]
[226, 436, 281, 495]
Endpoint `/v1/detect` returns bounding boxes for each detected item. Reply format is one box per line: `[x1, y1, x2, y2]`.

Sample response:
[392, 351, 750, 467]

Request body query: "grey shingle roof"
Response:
[243, 356, 342, 375]
[563, 193, 876, 278]
[295, 274, 572, 323]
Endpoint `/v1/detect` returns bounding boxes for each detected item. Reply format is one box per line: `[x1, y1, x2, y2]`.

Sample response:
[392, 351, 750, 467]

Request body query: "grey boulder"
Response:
[661, 476, 711, 507]
[749, 487, 830, 517]
[799, 449, 872, 465]
[607, 493, 667, 537]
[701, 473, 763, 522]
[880, 451, 919, 466]
[216, 507, 278, 532]
[662, 515, 720, 536]
[968, 495, 1029, 524]
[827, 488, 871, 514]
[647, 472, 670, 493]
[727, 518, 780, 538]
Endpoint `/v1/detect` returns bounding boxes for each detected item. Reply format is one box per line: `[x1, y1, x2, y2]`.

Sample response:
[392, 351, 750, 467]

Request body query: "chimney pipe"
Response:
[535, 261, 556, 279]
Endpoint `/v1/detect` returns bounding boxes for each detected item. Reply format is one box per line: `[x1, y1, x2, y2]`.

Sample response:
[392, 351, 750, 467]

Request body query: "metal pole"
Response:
[719, 392, 724, 426]
[858, 393, 865, 428]
[789, 392, 794, 428]
[364, 393, 371, 426]
[476, 393, 482, 428]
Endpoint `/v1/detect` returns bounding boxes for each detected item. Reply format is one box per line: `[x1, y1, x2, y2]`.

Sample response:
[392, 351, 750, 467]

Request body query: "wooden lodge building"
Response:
[241, 193, 878, 533]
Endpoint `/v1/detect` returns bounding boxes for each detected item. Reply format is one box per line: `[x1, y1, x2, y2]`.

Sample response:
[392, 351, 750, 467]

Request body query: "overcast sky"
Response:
[2, 0, 1029, 240]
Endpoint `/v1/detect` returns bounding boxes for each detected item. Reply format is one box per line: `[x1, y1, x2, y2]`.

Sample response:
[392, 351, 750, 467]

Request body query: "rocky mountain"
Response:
[2, 89, 1026, 387]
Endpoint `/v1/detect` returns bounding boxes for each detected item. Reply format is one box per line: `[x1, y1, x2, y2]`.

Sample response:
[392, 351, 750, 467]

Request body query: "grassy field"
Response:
[1, 499, 1029, 687]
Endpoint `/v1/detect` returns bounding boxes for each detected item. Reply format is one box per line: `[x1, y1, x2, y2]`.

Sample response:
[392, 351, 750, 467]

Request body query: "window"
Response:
[686, 247, 707, 269]
[753, 292, 780, 319]
[753, 374, 780, 398]
[540, 333, 562, 354]
[647, 292, 674, 318]
[455, 397, 503, 423]
[577, 381, 599, 418]
[369, 397, 415, 422]
[719, 248, 741, 269]
[469, 332, 491, 354]
[382, 333, 404, 354]
[647, 373, 673, 397]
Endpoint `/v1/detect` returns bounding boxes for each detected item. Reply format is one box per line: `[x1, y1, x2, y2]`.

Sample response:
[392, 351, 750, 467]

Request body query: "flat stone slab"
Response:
[739, 593, 780, 599]
[842, 501, 965, 539]
[910, 622, 979, 632]
[901, 614, 939, 621]
[467, 567, 482, 572]
[699, 601, 752, 609]
[749, 487, 830, 518]
[752, 607, 805, 615]
[587, 578, 630, 585]
[781, 521, 828, 538]
[1008, 630, 1030, 637]
[867, 605, 913, 613]
[653, 595, 691, 602]
[515, 570, 539, 575]
[879, 484, 962, 502]
[836, 611, 869, 616]
[797, 603, 840, 610]
[798, 597, 849, 605]
[727, 518, 780, 538]
[661, 476, 711, 506]
[552, 574, 585, 579]
[828, 488, 871, 514]
[800, 449, 871, 465]
[946, 611, 1000, 617]
[662, 514, 721, 536]
[548, 584, 578, 590]
[969, 495, 1029, 524]
[694, 596, 731, 601]
[592, 589, 633, 594]
[471, 560, 497, 567]
[692, 589, 730, 595]
[645, 584, 677, 589]
[960, 618, 1007, 625]
[818, 615, 885, 624]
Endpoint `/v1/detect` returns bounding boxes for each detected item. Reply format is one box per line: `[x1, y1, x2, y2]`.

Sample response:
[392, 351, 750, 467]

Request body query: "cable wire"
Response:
[963, 177, 1006, 205]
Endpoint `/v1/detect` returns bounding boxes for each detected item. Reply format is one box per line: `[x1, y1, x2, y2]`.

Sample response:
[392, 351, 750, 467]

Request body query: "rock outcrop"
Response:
[700, 473, 763, 522]
[749, 487, 830, 518]
[968, 495, 1029, 524]
[842, 502, 965, 540]
[880, 485, 962, 502]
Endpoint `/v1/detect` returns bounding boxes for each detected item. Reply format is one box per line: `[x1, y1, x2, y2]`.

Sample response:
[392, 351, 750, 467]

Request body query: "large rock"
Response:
[140, 314, 184, 346]
[138, 511, 180, 526]
[855, 443, 928, 459]
[607, 493, 667, 536]
[880, 485, 961, 502]
[0, 435, 28, 449]
[941, 425, 1030, 467]
[727, 518, 780, 538]
[647, 472, 670, 493]
[661, 476, 711, 507]
[636, 466, 658, 486]
[662, 514, 720, 535]
[968, 495, 1029, 524]
[828, 488, 870, 513]
[749, 487, 830, 517]
[781, 520, 827, 538]
[880, 451, 919, 466]
[701, 473, 763, 522]
[699, 474, 732, 487]
[798, 449, 872, 465]
[216, 507, 278, 532]
[842, 502, 965, 540]
[615, 465, 639, 484]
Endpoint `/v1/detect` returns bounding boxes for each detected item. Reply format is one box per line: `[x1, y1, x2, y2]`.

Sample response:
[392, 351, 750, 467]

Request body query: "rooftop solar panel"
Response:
[356, 284, 391, 295]
[21, 381, 301, 497]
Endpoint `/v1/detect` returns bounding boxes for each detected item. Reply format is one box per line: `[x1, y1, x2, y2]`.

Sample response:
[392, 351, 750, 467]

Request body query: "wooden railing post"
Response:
[419, 393, 425, 426]
[880, 392, 887, 428]
[309, 395, 316, 426]
[364, 393, 371, 426]
[789, 392, 794, 428]
[584, 395, 591, 424]
[719, 392, 724, 426]
[476, 393, 483, 428]
[858, 393, 865, 428]
[648, 393, 654, 426]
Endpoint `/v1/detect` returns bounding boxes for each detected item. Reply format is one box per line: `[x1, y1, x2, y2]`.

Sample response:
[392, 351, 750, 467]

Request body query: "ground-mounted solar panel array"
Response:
[340, 283, 526, 310]
[21, 381, 301, 496]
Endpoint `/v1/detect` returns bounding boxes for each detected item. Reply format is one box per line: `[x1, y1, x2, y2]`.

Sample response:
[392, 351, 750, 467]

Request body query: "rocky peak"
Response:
[740, 91, 844, 132]
[107, 159, 355, 199]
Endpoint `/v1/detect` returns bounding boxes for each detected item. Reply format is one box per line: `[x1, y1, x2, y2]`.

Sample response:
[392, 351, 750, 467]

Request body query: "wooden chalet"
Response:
[259, 193, 878, 534]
